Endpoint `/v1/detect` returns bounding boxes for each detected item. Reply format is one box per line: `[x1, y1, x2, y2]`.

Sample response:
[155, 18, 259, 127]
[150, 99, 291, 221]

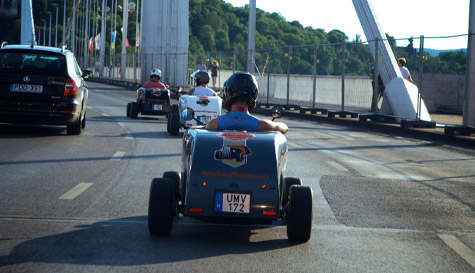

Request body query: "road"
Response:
[0, 81, 474, 273]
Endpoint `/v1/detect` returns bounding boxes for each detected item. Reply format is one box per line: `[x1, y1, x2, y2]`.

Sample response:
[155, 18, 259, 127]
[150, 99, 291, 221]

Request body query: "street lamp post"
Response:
[41, 19, 46, 46]
[52, 3, 58, 47]
[46, 11, 52, 47]
[62, 0, 66, 46]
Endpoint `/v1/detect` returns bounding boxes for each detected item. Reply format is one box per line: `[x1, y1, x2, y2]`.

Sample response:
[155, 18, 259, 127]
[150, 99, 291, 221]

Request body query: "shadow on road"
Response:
[0, 216, 294, 266]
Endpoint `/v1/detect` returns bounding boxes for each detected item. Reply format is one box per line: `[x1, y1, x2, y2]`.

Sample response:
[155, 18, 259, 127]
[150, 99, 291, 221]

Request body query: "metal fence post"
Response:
[417, 35, 425, 121]
[312, 44, 317, 109]
[267, 48, 271, 104]
[286, 46, 291, 106]
[341, 42, 346, 111]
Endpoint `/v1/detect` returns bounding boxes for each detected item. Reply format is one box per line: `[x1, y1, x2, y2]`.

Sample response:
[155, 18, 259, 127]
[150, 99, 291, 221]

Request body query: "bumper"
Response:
[0, 100, 81, 125]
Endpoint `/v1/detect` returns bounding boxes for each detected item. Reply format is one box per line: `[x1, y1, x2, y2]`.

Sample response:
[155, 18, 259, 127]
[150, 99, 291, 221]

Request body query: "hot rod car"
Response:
[126, 87, 171, 119]
[167, 94, 222, 136]
[148, 107, 313, 242]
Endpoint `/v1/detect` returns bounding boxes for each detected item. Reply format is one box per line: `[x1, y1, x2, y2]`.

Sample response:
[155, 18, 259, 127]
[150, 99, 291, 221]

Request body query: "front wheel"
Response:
[286, 185, 313, 242]
[148, 177, 176, 235]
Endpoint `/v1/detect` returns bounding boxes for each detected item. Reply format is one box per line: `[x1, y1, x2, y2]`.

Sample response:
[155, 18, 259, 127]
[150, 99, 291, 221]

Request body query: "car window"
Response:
[0, 51, 66, 73]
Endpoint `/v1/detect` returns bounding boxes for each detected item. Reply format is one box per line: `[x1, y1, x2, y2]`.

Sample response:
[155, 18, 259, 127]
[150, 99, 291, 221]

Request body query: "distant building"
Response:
[0, 0, 18, 17]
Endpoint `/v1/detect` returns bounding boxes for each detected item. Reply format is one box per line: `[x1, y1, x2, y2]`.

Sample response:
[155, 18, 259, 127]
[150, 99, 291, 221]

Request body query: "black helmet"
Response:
[194, 71, 210, 86]
[223, 72, 258, 111]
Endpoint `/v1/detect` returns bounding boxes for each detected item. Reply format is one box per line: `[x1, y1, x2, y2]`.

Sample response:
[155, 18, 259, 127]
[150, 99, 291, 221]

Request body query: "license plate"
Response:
[153, 104, 162, 111]
[215, 193, 250, 213]
[10, 84, 43, 93]
[200, 115, 211, 124]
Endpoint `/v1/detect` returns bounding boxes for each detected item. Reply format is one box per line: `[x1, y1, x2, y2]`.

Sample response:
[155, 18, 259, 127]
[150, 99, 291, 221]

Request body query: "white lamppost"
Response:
[52, 3, 58, 47]
[62, 0, 66, 46]
[41, 19, 46, 46]
[46, 11, 52, 47]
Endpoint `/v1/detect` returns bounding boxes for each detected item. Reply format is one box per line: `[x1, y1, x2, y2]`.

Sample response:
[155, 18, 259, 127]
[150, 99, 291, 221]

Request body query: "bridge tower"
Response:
[141, 0, 189, 87]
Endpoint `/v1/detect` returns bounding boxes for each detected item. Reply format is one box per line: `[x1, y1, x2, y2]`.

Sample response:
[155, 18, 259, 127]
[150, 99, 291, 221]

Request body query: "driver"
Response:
[206, 72, 288, 134]
[137, 68, 166, 102]
[188, 71, 217, 96]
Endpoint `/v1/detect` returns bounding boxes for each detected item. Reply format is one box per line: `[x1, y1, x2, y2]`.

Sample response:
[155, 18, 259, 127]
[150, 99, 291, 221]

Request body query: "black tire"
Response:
[170, 113, 180, 136]
[148, 177, 175, 235]
[126, 102, 131, 117]
[81, 111, 86, 129]
[171, 104, 179, 113]
[286, 185, 313, 242]
[281, 177, 302, 206]
[167, 114, 171, 132]
[163, 171, 181, 201]
[130, 102, 139, 119]
[67, 115, 82, 135]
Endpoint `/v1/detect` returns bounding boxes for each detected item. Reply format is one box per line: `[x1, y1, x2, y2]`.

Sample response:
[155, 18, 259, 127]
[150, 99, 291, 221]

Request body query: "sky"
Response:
[223, 0, 471, 50]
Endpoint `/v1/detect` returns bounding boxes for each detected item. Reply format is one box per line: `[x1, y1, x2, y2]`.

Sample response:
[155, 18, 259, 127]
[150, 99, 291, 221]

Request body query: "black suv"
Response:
[0, 44, 88, 135]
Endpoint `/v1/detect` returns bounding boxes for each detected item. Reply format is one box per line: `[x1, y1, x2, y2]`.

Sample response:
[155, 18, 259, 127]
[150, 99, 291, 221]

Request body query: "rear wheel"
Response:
[148, 177, 176, 235]
[281, 177, 302, 206]
[126, 102, 131, 117]
[286, 185, 313, 242]
[130, 102, 139, 119]
[170, 113, 180, 136]
[81, 111, 86, 129]
[163, 171, 181, 201]
[167, 114, 171, 132]
[67, 115, 82, 135]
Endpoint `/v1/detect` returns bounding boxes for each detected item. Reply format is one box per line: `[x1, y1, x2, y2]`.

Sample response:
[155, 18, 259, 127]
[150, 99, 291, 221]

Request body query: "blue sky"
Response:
[224, 0, 470, 50]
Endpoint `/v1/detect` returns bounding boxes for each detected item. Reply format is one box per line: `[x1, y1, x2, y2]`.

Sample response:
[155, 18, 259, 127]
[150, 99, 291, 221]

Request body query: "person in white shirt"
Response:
[188, 71, 217, 96]
[398, 57, 413, 83]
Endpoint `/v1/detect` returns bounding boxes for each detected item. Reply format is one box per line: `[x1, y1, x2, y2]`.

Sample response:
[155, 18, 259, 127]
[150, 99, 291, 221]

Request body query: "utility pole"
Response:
[46, 11, 52, 47]
[62, 0, 65, 46]
[121, 0, 129, 80]
[52, 3, 58, 47]
[99, 0, 106, 76]
[246, 0, 256, 74]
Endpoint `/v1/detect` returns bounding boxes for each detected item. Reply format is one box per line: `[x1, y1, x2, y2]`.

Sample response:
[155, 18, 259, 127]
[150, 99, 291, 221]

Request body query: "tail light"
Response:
[64, 78, 77, 96]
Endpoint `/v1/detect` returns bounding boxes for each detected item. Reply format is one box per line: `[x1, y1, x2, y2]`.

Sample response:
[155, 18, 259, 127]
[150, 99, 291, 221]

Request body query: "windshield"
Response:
[0, 51, 67, 74]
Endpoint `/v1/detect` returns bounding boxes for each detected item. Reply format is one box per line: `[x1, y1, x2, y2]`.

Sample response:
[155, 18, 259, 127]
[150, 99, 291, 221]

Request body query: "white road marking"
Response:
[87, 106, 93, 110]
[111, 151, 126, 160]
[288, 141, 304, 148]
[118, 122, 126, 127]
[438, 234, 475, 269]
[101, 113, 110, 117]
[125, 136, 134, 140]
[59, 183, 93, 200]
[327, 160, 349, 172]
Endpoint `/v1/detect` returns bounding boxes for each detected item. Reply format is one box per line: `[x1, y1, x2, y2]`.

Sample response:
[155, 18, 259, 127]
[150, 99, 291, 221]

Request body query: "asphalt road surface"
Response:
[0, 81, 474, 273]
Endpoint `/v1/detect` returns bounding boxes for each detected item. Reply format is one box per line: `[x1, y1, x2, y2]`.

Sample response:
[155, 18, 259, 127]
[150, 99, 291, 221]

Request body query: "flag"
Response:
[126, 38, 129, 48]
[111, 31, 116, 50]
[95, 33, 101, 50]
[88, 37, 93, 53]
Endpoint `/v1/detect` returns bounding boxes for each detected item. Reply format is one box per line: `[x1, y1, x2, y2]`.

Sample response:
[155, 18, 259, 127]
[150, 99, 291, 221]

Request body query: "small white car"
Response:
[167, 95, 222, 135]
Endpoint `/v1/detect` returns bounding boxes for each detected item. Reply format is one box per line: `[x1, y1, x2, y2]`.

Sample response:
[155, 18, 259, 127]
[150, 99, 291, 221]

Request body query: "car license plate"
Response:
[215, 193, 250, 213]
[200, 115, 211, 124]
[10, 84, 43, 93]
[153, 104, 162, 111]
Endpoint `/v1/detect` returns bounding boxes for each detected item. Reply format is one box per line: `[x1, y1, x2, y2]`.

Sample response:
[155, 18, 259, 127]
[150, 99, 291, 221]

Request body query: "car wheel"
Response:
[126, 102, 131, 117]
[286, 185, 313, 242]
[170, 113, 180, 136]
[130, 102, 139, 119]
[281, 177, 302, 206]
[148, 177, 176, 236]
[67, 115, 82, 135]
[163, 171, 181, 201]
[81, 111, 86, 129]
[171, 104, 179, 113]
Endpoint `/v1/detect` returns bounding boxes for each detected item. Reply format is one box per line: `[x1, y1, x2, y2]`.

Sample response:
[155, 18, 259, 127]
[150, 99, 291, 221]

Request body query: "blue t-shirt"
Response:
[217, 111, 260, 131]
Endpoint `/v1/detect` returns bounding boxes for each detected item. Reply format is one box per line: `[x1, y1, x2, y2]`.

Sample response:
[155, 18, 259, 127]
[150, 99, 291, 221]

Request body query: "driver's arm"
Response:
[188, 88, 195, 95]
[206, 118, 218, 129]
[258, 119, 288, 134]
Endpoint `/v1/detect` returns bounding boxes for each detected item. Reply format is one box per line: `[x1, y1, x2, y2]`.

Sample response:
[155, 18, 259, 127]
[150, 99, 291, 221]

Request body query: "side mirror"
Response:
[181, 107, 195, 121]
[271, 106, 283, 121]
